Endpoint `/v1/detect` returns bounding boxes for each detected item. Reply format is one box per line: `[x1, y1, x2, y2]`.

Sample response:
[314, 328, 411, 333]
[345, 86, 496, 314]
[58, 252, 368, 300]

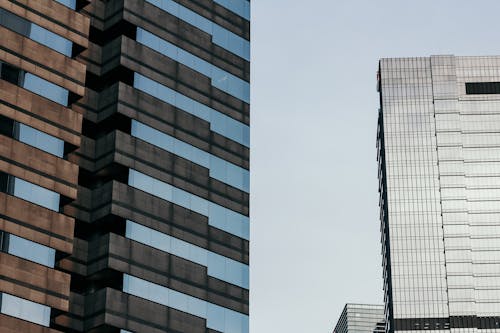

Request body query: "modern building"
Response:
[333, 304, 385, 333]
[0, 0, 89, 332]
[0, 0, 249, 332]
[377, 55, 500, 333]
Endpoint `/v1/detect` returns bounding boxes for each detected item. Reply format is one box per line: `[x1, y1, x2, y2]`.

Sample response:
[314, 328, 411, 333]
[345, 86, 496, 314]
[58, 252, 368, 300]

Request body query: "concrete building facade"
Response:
[0, 0, 249, 332]
[0, 0, 89, 332]
[378, 56, 500, 333]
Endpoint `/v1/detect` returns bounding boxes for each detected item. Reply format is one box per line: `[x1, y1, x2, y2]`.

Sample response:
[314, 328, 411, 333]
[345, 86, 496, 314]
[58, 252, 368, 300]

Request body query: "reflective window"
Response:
[23, 73, 69, 106]
[128, 169, 249, 240]
[18, 123, 64, 157]
[144, 0, 249, 60]
[7, 234, 55, 267]
[13, 177, 60, 211]
[126, 220, 249, 289]
[0, 293, 51, 327]
[123, 274, 248, 333]
[134, 73, 249, 147]
[0, 8, 72, 56]
[136, 28, 250, 103]
[132, 120, 249, 192]
[54, 0, 76, 9]
[214, 0, 250, 20]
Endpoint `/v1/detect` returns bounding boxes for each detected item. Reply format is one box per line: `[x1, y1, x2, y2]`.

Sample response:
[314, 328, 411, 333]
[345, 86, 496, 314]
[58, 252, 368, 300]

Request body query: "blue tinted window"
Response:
[136, 29, 249, 103]
[13, 177, 60, 211]
[0, 293, 51, 326]
[123, 274, 248, 333]
[7, 234, 55, 267]
[131, 120, 249, 192]
[29, 25, 72, 56]
[126, 220, 249, 289]
[134, 73, 249, 147]
[214, 0, 250, 20]
[0, 9, 72, 56]
[18, 123, 64, 157]
[54, 0, 76, 9]
[144, 0, 249, 60]
[23, 73, 69, 106]
[128, 169, 249, 240]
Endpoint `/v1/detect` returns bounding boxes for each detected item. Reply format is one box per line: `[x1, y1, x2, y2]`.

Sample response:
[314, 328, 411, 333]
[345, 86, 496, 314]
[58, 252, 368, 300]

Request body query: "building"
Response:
[333, 304, 385, 333]
[0, 0, 250, 332]
[0, 1, 89, 332]
[377, 55, 500, 333]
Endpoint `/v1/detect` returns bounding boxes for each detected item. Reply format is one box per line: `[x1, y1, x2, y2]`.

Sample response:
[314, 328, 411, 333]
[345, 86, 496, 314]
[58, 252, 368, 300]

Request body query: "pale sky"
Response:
[250, 1, 500, 332]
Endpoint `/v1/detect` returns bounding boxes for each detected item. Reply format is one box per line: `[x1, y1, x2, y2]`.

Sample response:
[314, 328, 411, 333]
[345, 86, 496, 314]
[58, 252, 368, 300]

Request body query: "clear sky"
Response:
[250, 1, 500, 332]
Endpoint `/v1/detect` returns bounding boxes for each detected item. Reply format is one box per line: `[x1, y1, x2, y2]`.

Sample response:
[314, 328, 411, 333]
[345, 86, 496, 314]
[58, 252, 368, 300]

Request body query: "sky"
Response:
[250, 1, 500, 332]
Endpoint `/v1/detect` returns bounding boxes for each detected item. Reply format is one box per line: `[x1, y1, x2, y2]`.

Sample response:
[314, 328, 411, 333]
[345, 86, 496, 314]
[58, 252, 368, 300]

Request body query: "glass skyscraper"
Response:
[0, 0, 249, 332]
[378, 55, 500, 333]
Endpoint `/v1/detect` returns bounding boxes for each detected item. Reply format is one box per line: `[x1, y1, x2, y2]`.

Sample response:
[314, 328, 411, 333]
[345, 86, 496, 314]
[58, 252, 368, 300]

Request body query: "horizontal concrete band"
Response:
[59, 288, 208, 333]
[72, 131, 248, 211]
[0, 80, 82, 146]
[65, 181, 248, 262]
[1, 0, 90, 46]
[75, 82, 248, 167]
[78, 36, 249, 122]
[0, 252, 70, 311]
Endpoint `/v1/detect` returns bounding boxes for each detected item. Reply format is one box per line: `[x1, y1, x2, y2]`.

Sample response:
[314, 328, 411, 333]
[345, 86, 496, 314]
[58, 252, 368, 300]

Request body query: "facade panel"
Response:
[378, 55, 500, 333]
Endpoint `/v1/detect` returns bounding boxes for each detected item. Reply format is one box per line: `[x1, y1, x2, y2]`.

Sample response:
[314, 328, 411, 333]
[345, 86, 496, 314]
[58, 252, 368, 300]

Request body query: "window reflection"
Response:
[134, 73, 249, 147]
[0, 8, 73, 56]
[6, 234, 55, 267]
[123, 274, 249, 333]
[126, 220, 249, 289]
[18, 123, 64, 157]
[136, 28, 250, 103]
[128, 169, 249, 240]
[144, 0, 249, 60]
[132, 120, 249, 192]
[13, 177, 60, 211]
[0, 293, 51, 327]
[213, 0, 250, 20]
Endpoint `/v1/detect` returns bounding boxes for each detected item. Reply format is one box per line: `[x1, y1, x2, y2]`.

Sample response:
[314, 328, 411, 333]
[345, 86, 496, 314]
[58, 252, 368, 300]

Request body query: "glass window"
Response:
[126, 220, 248, 289]
[131, 120, 249, 192]
[144, 0, 249, 60]
[23, 73, 69, 106]
[7, 234, 55, 267]
[134, 73, 249, 147]
[54, 0, 76, 9]
[0, 9, 72, 56]
[13, 177, 60, 211]
[18, 123, 64, 157]
[213, 0, 250, 20]
[136, 29, 249, 103]
[123, 274, 248, 333]
[0, 293, 51, 327]
[128, 169, 249, 240]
